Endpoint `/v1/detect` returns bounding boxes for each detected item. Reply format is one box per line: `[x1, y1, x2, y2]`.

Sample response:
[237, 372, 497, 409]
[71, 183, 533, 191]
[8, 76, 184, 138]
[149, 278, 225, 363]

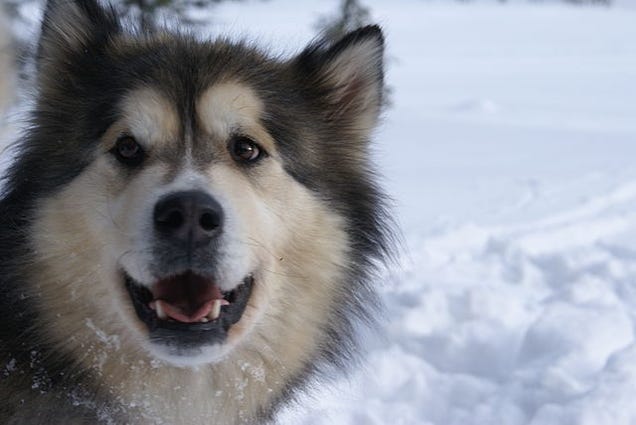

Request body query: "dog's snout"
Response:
[154, 191, 223, 246]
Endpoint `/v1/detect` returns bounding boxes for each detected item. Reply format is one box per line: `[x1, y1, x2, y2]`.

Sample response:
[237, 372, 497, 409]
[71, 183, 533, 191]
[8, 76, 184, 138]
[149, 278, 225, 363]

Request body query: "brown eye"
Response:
[112, 135, 145, 166]
[229, 136, 265, 164]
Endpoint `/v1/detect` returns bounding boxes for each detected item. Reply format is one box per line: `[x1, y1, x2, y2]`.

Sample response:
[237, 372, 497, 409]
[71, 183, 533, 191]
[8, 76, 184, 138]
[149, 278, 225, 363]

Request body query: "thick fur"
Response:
[0, 1, 391, 424]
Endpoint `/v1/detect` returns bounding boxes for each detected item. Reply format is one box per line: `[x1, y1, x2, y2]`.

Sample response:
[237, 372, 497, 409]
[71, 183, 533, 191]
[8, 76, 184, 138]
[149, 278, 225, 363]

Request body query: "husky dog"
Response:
[0, 0, 390, 423]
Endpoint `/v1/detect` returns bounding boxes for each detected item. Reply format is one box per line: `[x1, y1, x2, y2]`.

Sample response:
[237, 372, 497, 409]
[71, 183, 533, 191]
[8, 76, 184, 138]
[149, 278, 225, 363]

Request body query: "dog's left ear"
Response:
[294, 25, 385, 138]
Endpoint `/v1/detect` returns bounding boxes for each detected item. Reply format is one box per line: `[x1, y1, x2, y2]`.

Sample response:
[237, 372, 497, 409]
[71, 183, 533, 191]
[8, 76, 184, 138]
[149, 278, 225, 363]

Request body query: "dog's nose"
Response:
[153, 191, 224, 247]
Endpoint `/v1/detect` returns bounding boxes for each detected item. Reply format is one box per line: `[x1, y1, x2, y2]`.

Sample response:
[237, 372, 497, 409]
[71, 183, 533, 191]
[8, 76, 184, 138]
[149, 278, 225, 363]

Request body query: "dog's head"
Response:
[19, 0, 388, 378]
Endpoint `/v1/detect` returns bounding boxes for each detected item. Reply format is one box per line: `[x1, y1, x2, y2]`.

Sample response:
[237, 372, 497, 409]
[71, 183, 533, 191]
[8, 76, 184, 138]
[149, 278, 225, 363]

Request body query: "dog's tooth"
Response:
[208, 299, 222, 321]
[200, 317, 209, 323]
[155, 300, 167, 320]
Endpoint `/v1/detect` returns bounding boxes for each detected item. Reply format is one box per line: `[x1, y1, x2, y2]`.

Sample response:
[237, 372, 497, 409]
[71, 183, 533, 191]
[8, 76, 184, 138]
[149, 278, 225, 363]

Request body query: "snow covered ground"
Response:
[211, 2, 636, 424]
[3, 1, 636, 424]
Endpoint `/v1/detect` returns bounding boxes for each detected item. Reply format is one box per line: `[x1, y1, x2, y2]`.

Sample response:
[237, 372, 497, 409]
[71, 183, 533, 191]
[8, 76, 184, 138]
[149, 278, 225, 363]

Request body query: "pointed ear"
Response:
[294, 25, 385, 137]
[38, 0, 119, 70]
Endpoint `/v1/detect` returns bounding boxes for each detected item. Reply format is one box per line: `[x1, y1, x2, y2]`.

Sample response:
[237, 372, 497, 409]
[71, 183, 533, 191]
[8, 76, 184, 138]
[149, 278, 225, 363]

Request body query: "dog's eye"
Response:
[112, 135, 145, 166]
[229, 136, 265, 164]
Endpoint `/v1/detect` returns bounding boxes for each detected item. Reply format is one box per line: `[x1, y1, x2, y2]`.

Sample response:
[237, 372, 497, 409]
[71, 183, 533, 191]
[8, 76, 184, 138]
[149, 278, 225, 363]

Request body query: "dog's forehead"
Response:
[118, 81, 264, 162]
[197, 82, 263, 139]
[120, 88, 179, 146]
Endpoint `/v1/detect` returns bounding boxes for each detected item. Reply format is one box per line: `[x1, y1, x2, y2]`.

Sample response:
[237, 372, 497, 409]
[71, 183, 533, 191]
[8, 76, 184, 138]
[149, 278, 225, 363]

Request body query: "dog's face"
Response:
[26, 0, 386, 379]
[84, 82, 332, 365]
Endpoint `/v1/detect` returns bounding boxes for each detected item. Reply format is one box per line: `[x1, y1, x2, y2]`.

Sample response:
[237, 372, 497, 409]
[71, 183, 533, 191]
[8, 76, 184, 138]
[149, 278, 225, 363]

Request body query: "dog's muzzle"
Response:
[123, 190, 255, 354]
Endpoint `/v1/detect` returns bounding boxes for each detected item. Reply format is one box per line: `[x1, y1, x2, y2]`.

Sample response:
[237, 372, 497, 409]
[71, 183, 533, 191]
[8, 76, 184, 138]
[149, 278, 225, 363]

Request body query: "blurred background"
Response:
[1, 1, 636, 424]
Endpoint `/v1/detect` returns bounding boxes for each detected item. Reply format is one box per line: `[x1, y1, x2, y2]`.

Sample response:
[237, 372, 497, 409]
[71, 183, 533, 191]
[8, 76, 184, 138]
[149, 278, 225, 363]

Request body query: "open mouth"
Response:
[124, 271, 254, 348]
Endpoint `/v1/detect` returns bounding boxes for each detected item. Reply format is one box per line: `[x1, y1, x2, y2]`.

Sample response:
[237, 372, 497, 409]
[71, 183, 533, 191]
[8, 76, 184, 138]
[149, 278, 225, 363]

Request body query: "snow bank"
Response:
[281, 184, 636, 423]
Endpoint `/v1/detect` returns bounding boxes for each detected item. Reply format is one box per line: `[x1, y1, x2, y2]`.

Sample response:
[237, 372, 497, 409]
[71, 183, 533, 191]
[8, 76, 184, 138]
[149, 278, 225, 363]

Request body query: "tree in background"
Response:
[565, 0, 611, 4]
[0, 6, 15, 119]
[118, 0, 235, 27]
[315, 0, 372, 43]
[2, 0, 246, 27]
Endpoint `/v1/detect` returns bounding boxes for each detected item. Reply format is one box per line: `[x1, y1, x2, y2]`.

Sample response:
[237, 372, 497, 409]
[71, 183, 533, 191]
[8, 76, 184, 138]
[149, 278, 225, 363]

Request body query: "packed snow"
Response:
[3, 1, 636, 424]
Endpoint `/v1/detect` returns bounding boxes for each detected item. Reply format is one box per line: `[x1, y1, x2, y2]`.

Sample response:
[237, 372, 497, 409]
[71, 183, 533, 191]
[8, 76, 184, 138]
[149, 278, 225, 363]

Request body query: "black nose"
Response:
[153, 191, 224, 247]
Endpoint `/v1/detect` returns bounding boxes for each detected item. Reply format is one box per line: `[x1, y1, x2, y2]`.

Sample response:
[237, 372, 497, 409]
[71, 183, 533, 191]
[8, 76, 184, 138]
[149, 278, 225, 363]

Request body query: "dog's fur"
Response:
[0, 1, 391, 423]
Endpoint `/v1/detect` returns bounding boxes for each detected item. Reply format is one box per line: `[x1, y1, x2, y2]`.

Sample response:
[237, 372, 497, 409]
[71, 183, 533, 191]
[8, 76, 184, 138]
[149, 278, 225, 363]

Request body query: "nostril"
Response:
[199, 211, 220, 232]
[160, 209, 184, 229]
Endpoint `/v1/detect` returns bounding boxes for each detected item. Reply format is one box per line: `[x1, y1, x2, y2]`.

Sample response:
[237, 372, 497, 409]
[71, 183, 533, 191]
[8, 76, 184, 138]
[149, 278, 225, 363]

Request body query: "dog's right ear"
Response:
[292, 26, 385, 141]
[38, 0, 119, 72]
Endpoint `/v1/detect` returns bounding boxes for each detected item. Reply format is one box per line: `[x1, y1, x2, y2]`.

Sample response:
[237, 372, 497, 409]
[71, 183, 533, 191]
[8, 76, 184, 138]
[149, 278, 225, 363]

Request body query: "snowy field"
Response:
[209, 2, 636, 424]
[3, 1, 636, 424]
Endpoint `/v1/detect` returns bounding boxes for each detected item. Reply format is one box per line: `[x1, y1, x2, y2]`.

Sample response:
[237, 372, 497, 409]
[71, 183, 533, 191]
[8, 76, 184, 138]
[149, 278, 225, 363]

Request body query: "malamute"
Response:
[0, 0, 391, 423]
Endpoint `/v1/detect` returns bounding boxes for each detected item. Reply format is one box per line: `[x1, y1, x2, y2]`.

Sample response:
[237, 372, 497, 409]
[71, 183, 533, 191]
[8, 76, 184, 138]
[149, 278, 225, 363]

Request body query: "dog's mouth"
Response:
[124, 270, 254, 347]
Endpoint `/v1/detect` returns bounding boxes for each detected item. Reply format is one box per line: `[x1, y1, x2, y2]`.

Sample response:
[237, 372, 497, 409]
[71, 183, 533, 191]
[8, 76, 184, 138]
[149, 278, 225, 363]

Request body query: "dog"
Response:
[0, 0, 391, 423]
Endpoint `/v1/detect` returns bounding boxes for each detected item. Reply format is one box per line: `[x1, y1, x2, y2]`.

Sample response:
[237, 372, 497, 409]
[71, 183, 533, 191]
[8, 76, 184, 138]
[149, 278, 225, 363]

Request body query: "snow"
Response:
[218, 2, 636, 424]
[3, 1, 636, 424]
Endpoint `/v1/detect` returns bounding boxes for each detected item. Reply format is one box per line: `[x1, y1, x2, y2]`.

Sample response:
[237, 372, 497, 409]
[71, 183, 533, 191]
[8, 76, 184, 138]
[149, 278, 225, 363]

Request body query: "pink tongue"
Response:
[159, 299, 215, 323]
[150, 273, 227, 323]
